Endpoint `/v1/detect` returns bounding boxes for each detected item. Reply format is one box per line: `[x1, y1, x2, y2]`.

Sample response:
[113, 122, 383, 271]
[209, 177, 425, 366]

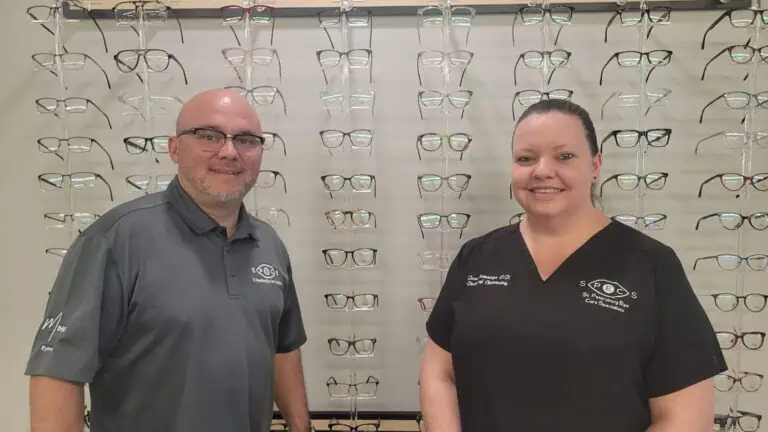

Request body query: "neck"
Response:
[524, 205, 609, 239]
[177, 176, 241, 237]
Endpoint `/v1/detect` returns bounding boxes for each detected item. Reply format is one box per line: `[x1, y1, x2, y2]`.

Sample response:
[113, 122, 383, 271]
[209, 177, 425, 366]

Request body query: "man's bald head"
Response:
[175, 88, 261, 134]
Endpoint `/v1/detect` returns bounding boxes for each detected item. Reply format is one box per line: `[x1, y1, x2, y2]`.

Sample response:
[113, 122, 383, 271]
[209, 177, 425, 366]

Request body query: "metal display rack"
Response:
[697, 1, 767, 429]
[598, 0, 672, 231]
[317, 1, 379, 430]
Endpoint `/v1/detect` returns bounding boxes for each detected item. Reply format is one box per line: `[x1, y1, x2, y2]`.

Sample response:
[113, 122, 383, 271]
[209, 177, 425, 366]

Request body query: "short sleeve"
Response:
[425, 244, 469, 352]
[644, 245, 728, 398]
[25, 233, 128, 383]
[276, 260, 307, 353]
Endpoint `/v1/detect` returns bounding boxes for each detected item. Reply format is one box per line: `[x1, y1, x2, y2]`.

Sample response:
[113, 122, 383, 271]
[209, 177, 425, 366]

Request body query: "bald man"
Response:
[25, 89, 310, 432]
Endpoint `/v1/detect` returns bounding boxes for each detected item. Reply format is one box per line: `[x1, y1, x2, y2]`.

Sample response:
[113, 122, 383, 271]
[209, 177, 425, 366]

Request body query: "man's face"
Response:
[169, 97, 263, 205]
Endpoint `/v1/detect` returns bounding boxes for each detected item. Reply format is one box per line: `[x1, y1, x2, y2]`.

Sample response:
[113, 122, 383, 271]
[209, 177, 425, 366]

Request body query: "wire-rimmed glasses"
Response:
[701, 44, 768, 81]
[696, 173, 768, 197]
[416, 132, 471, 160]
[327, 336, 377, 357]
[513, 49, 571, 86]
[694, 130, 768, 155]
[222, 48, 282, 83]
[714, 371, 764, 392]
[699, 91, 768, 124]
[418, 296, 436, 313]
[512, 89, 573, 120]
[418, 90, 473, 120]
[695, 212, 768, 231]
[417, 50, 474, 86]
[113, 1, 184, 43]
[417, 212, 470, 238]
[600, 88, 672, 120]
[176, 127, 265, 153]
[693, 254, 768, 271]
[31, 53, 111, 89]
[220, 5, 275, 46]
[114, 49, 188, 85]
[418, 251, 453, 271]
[417, 174, 471, 199]
[704, 293, 768, 313]
[702, 9, 768, 50]
[322, 248, 378, 268]
[27, 4, 108, 53]
[35, 97, 112, 129]
[604, 5, 671, 43]
[324, 293, 379, 311]
[716, 330, 766, 350]
[416, 6, 475, 49]
[599, 50, 672, 86]
[325, 209, 376, 229]
[612, 213, 667, 230]
[321, 174, 376, 198]
[512, 5, 574, 46]
[326, 376, 379, 399]
[255, 207, 291, 227]
[224, 85, 287, 115]
[319, 129, 374, 157]
[124, 135, 170, 163]
[599, 172, 668, 196]
[44, 212, 100, 232]
[600, 128, 671, 153]
[38, 172, 114, 201]
[256, 170, 287, 194]
[317, 9, 373, 50]
[126, 174, 173, 195]
[38, 137, 115, 170]
[317, 49, 373, 85]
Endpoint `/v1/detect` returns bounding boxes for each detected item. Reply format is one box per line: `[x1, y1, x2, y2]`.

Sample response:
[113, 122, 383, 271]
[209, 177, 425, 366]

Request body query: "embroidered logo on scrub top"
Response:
[251, 264, 283, 286]
[579, 279, 637, 313]
[466, 274, 511, 287]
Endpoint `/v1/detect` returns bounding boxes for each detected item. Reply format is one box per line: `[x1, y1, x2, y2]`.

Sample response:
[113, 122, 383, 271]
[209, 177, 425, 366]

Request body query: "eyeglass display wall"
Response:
[6, 0, 766, 430]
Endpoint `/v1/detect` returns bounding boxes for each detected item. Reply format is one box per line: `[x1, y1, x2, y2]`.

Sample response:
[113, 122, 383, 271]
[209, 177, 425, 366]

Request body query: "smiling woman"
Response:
[419, 99, 727, 432]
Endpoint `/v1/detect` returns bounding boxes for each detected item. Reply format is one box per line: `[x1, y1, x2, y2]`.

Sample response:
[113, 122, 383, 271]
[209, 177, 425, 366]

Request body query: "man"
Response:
[25, 88, 311, 432]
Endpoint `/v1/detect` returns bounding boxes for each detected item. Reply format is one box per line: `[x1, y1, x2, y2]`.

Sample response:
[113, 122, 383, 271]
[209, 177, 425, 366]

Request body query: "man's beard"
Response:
[197, 176, 255, 203]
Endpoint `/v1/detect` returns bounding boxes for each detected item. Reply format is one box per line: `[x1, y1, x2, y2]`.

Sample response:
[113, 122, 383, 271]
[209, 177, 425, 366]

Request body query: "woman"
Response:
[419, 99, 727, 432]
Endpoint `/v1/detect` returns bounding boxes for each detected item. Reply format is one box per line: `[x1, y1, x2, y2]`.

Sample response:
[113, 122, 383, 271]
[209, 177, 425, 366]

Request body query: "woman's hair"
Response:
[511, 99, 601, 207]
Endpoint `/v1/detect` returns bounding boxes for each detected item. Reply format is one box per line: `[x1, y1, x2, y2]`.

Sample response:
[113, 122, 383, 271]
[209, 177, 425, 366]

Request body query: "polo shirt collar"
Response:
[165, 176, 258, 241]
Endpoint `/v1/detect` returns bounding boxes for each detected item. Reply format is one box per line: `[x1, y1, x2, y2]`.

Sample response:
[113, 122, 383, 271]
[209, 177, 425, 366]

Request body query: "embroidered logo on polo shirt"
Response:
[466, 273, 511, 287]
[579, 279, 637, 313]
[252, 264, 283, 286]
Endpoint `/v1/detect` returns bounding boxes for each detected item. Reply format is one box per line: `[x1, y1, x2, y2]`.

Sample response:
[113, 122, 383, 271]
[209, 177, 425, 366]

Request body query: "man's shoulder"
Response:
[82, 192, 170, 240]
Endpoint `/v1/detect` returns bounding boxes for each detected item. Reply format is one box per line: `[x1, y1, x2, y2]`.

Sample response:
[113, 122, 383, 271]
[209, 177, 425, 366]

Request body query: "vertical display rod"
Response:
[539, 0, 550, 93]
[635, 0, 649, 224]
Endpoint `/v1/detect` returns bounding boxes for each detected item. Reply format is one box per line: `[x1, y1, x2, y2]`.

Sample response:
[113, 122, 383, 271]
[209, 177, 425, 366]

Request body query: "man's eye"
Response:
[559, 152, 574, 160]
[516, 156, 533, 163]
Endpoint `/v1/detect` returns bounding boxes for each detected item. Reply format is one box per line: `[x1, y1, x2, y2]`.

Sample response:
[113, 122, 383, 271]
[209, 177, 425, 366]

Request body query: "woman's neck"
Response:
[523, 206, 610, 240]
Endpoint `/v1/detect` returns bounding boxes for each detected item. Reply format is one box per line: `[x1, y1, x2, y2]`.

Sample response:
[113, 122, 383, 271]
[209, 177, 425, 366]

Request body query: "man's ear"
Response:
[168, 136, 179, 164]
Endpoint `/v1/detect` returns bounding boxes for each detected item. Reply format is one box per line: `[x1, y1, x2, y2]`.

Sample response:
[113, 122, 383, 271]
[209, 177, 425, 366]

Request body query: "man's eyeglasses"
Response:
[124, 136, 170, 163]
[113, 1, 184, 43]
[35, 97, 113, 129]
[693, 254, 768, 271]
[697, 173, 768, 197]
[695, 212, 768, 231]
[114, 49, 188, 85]
[612, 213, 667, 230]
[38, 172, 114, 201]
[604, 5, 671, 43]
[327, 336, 377, 356]
[220, 5, 275, 46]
[416, 133, 471, 160]
[417, 174, 471, 199]
[322, 248, 378, 268]
[317, 49, 373, 85]
[512, 89, 573, 120]
[38, 137, 115, 170]
[325, 209, 376, 229]
[599, 50, 672, 86]
[716, 330, 766, 350]
[703, 293, 768, 313]
[225, 85, 287, 116]
[326, 376, 379, 399]
[31, 53, 111, 89]
[701, 44, 768, 81]
[600, 128, 671, 153]
[714, 371, 764, 392]
[417, 212, 471, 238]
[417, 50, 474, 87]
[321, 174, 376, 198]
[418, 90, 473, 120]
[694, 130, 768, 155]
[177, 127, 265, 153]
[512, 5, 574, 46]
[27, 4, 108, 53]
[513, 49, 571, 86]
[324, 293, 379, 311]
[599, 172, 668, 196]
[699, 91, 768, 124]
[126, 174, 173, 195]
[702, 9, 768, 50]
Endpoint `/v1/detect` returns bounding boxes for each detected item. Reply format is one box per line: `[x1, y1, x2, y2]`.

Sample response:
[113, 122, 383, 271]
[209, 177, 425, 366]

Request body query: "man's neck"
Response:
[177, 176, 241, 237]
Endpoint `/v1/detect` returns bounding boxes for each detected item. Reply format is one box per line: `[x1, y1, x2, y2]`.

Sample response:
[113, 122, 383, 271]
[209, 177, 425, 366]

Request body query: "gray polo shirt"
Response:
[25, 176, 307, 432]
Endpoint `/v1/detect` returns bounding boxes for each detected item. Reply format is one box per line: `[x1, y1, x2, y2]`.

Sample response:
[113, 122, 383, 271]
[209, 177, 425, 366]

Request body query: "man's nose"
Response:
[217, 137, 239, 158]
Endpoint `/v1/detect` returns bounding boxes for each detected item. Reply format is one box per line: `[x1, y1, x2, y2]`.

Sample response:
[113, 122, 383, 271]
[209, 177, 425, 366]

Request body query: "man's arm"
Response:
[419, 339, 461, 432]
[646, 378, 714, 432]
[274, 348, 310, 432]
[30, 376, 84, 432]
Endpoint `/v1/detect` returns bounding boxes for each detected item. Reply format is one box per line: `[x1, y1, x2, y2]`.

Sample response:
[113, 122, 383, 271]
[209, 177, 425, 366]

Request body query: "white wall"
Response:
[1, 1, 767, 430]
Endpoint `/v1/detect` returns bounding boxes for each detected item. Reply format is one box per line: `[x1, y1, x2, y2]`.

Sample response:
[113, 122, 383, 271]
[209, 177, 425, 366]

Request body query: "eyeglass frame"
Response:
[513, 49, 572, 86]
[696, 172, 768, 197]
[38, 171, 114, 201]
[695, 212, 768, 231]
[417, 212, 471, 239]
[693, 253, 768, 271]
[35, 97, 113, 130]
[604, 5, 671, 43]
[325, 209, 377, 229]
[416, 173, 472, 199]
[598, 50, 672, 86]
[37, 136, 115, 171]
[598, 172, 669, 196]
[31, 52, 112, 90]
[599, 128, 671, 153]
[320, 174, 377, 198]
[322, 248, 378, 267]
[704, 293, 768, 313]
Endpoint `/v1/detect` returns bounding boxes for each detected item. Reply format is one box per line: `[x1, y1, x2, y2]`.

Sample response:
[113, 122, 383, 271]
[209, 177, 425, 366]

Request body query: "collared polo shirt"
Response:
[25, 176, 307, 432]
[426, 221, 728, 432]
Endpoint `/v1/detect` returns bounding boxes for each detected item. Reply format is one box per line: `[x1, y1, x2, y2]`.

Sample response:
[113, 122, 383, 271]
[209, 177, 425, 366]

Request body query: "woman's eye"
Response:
[559, 152, 574, 160]
[516, 156, 533, 163]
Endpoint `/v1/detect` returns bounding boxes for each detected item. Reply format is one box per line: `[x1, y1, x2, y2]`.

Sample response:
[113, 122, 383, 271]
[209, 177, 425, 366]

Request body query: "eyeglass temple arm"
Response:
[701, 48, 727, 81]
[698, 94, 722, 124]
[87, 99, 113, 130]
[701, 12, 728, 50]
[598, 54, 617, 86]
[96, 174, 115, 201]
[82, 54, 113, 90]
[512, 54, 524, 86]
[169, 55, 189, 85]
[604, 11, 619, 43]
[511, 10, 521, 46]
[599, 132, 615, 154]
[554, 24, 565, 45]
[695, 213, 717, 230]
[416, 53, 424, 86]
[91, 139, 115, 170]
[598, 175, 617, 197]
[600, 91, 619, 120]
[697, 175, 718, 198]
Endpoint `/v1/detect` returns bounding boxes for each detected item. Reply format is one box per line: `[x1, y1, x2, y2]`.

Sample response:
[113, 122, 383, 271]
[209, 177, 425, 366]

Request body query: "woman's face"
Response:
[511, 111, 601, 219]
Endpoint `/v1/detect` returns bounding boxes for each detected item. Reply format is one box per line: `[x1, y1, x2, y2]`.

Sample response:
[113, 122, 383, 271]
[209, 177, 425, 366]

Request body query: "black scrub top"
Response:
[426, 220, 727, 432]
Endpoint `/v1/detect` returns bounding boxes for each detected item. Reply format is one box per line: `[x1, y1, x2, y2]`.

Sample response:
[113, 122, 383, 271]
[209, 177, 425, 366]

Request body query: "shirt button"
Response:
[230, 273, 236, 279]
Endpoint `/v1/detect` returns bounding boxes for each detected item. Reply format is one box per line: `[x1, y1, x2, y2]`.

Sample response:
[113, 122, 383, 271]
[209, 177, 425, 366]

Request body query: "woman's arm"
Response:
[419, 339, 461, 432]
[647, 377, 714, 432]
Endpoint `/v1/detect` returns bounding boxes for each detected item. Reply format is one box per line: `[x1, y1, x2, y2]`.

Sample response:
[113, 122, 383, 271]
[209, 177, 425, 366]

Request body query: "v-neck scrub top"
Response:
[426, 221, 727, 432]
